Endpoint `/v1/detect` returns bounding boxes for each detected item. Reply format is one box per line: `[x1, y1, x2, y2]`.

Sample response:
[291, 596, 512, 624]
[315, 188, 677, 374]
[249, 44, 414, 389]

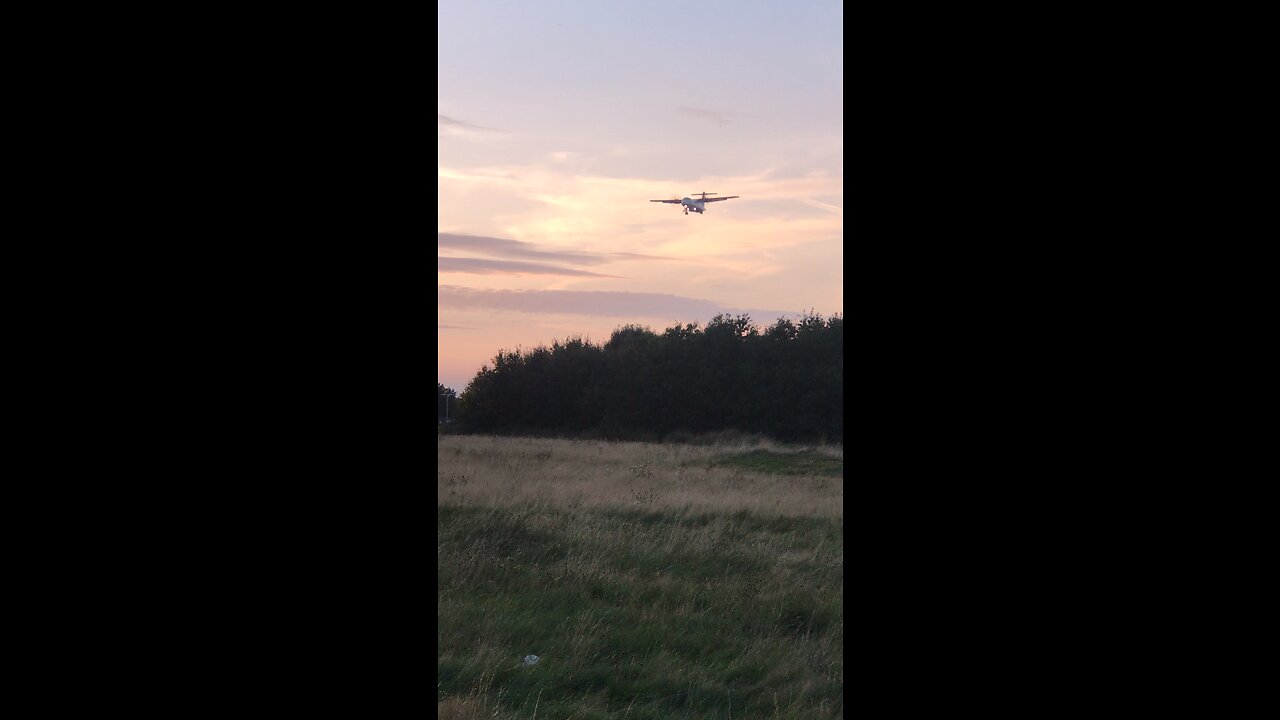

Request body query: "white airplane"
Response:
[650, 191, 740, 215]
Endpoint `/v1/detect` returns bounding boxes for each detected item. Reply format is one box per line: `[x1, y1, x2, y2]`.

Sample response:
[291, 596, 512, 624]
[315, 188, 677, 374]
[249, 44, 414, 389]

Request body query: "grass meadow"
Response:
[438, 434, 844, 719]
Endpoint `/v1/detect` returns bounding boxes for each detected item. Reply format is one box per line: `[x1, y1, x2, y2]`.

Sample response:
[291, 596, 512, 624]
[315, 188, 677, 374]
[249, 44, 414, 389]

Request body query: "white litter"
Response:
[522, 654, 540, 666]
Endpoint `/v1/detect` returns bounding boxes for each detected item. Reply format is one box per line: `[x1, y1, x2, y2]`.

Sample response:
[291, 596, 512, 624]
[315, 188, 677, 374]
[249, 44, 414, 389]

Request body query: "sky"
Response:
[439, 0, 843, 392]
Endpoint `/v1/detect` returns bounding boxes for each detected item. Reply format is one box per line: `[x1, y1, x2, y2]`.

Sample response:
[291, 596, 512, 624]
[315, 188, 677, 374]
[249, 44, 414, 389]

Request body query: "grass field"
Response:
[438, 434, 843, 719]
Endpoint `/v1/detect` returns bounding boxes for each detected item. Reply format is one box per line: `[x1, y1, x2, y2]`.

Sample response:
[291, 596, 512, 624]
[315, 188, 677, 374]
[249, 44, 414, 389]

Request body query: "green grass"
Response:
[706, 449, 844, 477]
[438, 504, 843, 718]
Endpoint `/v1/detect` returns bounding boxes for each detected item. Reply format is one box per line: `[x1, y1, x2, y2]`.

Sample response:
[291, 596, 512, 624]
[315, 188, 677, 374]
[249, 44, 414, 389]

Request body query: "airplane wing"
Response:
[702, 196, 740, 202]
[650, 199, 682, 203]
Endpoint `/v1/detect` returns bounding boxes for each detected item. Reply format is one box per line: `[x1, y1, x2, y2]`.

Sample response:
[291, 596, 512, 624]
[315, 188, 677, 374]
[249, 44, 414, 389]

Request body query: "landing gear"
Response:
[683, 207, 688, 215]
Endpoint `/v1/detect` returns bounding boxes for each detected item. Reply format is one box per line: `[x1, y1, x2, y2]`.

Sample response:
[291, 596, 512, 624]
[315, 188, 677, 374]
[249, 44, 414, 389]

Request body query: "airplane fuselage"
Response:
[651, 191, 736, 215]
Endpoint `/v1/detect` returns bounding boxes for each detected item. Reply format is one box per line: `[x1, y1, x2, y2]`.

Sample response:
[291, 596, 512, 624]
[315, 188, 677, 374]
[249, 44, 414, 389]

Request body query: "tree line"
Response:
[439, 312, 842, 443]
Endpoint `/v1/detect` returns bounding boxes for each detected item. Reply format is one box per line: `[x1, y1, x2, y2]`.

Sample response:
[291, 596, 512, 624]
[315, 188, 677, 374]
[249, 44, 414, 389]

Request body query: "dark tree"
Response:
[452, 312, 843, 443]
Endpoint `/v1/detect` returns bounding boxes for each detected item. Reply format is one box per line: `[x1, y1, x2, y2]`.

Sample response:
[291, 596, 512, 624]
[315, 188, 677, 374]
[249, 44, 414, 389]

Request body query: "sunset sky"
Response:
[438, 1, 843, 392]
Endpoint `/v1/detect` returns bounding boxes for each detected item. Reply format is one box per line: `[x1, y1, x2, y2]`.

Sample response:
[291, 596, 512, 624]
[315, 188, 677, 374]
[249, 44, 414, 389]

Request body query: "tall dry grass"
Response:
[437, 434, 843, 518]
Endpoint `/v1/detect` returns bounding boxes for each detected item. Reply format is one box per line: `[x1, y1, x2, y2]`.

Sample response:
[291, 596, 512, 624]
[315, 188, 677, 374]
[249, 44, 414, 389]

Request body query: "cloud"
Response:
[439, 233, 603, 265]
[677, 106, 736, 126]
[800, 198, 843, 216]
[438, 114, 508, 140]
[610, 252, 679, 261]
[439, 233, 677, 265]
[438, 285, 793, 321]
[438, 257, 621, 277]
[438, 163, 841, 255]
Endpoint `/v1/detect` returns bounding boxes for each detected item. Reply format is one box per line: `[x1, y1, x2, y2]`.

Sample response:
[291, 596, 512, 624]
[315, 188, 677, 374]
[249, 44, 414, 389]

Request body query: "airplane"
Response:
[650, 191, 740, 215]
